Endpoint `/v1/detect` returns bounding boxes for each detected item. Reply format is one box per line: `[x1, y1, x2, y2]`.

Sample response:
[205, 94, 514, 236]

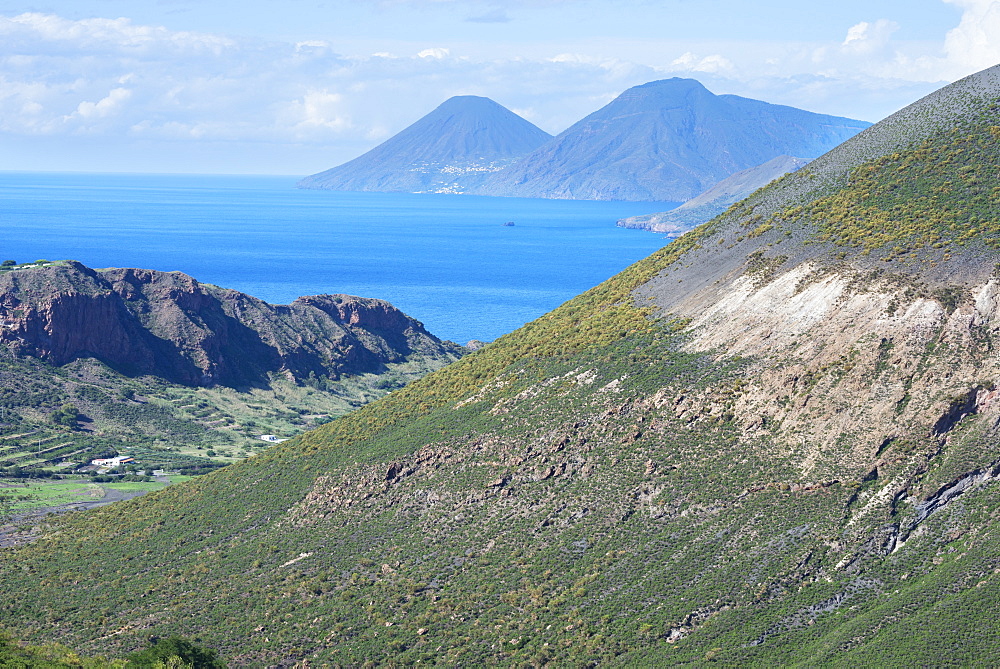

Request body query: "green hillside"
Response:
[4, 66, 1000, 666]
[0, 630, 116, 668]
[728, 106, 1000, 259]
[0, 262, 463, 480]
[0, 345, 438, 477]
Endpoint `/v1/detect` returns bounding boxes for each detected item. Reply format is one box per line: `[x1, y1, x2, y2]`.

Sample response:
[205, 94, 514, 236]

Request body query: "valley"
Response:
[0, 260, 465, 539]
[0, 348, 396, 476]
[3, 61, 1000, 669]
[3, 1, 987, 667]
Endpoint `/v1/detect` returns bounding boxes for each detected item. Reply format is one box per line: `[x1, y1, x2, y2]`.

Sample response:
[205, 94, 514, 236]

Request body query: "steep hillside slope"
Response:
[297, 96, 552, 194]
[475, 78, 868, 201]
[4, 66, 1000, 667]
[617, 155, 807, 235]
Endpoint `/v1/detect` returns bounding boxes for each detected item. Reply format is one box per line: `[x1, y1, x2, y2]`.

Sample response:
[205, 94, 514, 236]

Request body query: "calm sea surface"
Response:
[0, 172, 676, 343]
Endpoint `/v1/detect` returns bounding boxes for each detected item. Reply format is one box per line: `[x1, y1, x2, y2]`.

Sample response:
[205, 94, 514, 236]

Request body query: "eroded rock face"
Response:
[0, 262, 462, 387]
[633, 257, 1000, 484]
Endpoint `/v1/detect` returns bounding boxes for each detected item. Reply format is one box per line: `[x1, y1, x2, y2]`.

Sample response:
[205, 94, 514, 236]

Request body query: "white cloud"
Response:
[942, 0, 1000, 72]
[671, 52, 735, 74]
[841, 19, 899, 54]
[0, 3, 994, 173]
[417, 47, 450, 59]
[547, 53, 643, 79]
[284, 90, 354, 136]
[70, 87, 131, 119]
[549, 53, 588, 64]
[0, 12, 235, 55]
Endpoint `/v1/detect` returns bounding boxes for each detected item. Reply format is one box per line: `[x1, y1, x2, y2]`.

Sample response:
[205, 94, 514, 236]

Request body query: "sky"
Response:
[0, 0, 997, 175]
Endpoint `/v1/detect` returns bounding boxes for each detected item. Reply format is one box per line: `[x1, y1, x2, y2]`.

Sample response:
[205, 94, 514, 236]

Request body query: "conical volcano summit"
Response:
[297, 95, 552, 194]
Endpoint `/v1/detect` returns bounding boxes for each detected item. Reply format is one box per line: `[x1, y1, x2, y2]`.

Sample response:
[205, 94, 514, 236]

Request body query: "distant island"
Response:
[297, 95, 552, 194]
[299, 78, 870, 202]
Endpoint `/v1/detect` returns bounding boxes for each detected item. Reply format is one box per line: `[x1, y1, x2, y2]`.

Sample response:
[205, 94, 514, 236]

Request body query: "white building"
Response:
[91, 456, 135, 467]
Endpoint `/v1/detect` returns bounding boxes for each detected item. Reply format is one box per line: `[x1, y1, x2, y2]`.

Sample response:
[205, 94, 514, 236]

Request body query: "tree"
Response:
[51, 404, 80, 429]
[125, 636, 225, 668]
[0, 260, 15, 267]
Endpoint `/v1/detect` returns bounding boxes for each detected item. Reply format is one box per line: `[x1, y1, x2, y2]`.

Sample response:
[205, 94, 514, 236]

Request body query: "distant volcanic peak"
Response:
[297, 95, 550, 193]
[434, 95, 507, 113]
[638, 76, 707, 90]
[474, 77, 870, 202]
[571, 78, 714, 124]
[616, 77, 713, 102]
[403, 96, 551, 160]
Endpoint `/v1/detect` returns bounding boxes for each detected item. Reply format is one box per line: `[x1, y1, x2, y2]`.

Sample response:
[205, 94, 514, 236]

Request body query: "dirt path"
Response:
[0, 486, 155, 548]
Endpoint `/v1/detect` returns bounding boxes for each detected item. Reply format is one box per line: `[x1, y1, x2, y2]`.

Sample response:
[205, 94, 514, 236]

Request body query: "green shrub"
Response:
[125, 637, 224, 668]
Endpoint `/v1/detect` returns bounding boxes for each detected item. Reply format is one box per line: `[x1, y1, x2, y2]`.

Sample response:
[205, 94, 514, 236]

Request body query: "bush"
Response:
[125, 636, 225, 668]
[51, 403, 80, 429]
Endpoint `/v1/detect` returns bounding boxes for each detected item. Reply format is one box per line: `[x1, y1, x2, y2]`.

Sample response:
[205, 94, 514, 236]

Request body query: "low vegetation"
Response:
[717, 95, 1000, 272]
[0, 630, 222, 668]
[6, 70, 1000, 667]
[0, 340, 434, 486]
[802, 121, 1000, 257]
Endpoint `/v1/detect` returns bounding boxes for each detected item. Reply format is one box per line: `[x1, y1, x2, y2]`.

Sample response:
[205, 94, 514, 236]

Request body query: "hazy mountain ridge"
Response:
[299, 79, 869, 202]
[473, 78, 869, 201]
[617, 154, 808, 235]
[5, 68, 1000, 666]
[297, 96, 552, 194]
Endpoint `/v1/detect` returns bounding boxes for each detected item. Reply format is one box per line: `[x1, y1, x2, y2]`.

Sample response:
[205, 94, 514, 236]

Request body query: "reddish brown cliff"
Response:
[0, 262, 463, 388]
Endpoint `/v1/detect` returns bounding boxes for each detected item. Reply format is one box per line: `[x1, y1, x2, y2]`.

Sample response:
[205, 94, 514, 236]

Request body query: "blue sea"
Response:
[0, 172, 676, 344]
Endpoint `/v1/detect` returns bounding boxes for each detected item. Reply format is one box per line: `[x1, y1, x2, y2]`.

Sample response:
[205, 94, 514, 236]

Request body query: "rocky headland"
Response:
[617, 155, 808, 234]
[0, 261, 463, 388]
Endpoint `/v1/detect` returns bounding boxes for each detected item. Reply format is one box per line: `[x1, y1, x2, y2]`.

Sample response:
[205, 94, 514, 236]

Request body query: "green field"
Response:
[0, 479, 101, 509]
[0, 477, 182, 514]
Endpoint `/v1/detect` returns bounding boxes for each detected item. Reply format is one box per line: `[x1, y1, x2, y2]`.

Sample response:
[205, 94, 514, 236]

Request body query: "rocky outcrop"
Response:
[637, 262, 1000, 481]
[0, 261, 463, 387]
[627, 65, 1000, 481]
